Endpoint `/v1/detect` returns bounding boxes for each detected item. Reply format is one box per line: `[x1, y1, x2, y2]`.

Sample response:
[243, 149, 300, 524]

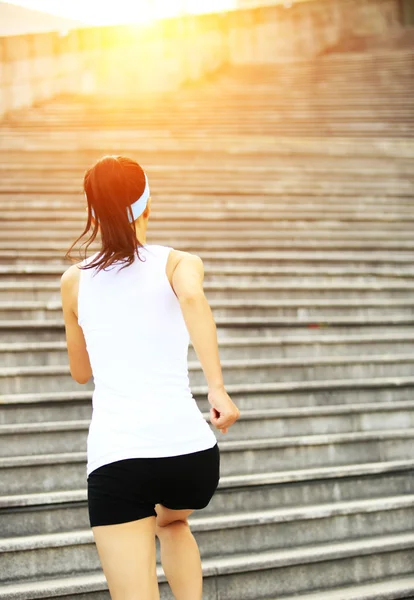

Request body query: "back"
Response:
[78, 243, 216, 476]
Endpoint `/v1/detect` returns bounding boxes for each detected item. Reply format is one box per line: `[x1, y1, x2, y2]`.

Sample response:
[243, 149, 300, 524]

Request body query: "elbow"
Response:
[72, 374, 88, 385]
[71, 368, 92, 385]
[69, 356, 93, 384]
[178, 291, 206, 305]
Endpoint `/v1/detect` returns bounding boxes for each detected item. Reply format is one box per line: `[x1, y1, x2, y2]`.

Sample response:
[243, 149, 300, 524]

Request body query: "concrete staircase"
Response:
[0, 40, 414, 599]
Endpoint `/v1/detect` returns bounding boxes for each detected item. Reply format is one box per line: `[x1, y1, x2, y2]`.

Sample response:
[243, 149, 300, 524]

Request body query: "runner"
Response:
[60, 154, 240, 600]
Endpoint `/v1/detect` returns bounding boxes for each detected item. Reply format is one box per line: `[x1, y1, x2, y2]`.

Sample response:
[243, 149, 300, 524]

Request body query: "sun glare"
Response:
[6, 0, 238, 25]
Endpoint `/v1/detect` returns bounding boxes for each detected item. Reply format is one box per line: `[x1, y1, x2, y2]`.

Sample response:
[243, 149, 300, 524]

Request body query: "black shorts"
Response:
[87, 443, 220, 527]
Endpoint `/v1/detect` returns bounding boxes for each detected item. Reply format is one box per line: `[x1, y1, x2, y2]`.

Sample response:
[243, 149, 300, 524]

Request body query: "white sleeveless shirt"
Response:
[77, 244, 217, 476]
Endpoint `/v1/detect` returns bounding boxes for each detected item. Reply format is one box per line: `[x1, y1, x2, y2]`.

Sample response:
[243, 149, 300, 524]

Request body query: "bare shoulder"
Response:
[168, 249, 203, 269]
[166, 249, 203, 286]
[60, 263, 80, 284]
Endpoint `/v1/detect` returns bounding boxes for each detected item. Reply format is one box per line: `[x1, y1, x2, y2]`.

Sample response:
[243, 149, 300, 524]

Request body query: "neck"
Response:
[132, 219, 147, 245]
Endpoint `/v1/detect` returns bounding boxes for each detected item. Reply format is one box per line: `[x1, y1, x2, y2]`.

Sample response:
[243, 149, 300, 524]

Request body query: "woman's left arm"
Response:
[60, 266, 93, 384]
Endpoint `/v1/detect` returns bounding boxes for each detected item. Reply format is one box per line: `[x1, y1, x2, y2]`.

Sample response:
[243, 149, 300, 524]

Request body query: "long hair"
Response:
[64, 155, 148, 273]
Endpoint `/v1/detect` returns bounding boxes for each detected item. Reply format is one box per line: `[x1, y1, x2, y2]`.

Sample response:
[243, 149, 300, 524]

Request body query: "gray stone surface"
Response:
[3, 357, 414, 393]
[0, 24, 413, 599]
[1, 460, 413, 537]
[2, 401, 414, 456]
[1, 431, 414, 495]
[2, 495, 414, 582]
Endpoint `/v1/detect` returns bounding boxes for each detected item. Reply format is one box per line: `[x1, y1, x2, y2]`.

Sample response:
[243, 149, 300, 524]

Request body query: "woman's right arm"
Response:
[171, 252, 240, 434]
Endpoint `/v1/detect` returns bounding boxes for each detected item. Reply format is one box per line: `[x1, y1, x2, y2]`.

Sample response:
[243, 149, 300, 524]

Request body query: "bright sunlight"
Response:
[4, 0, 238, 25]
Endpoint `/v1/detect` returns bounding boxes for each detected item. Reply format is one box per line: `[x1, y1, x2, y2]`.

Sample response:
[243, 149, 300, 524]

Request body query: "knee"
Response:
[155, 518, 190, 540]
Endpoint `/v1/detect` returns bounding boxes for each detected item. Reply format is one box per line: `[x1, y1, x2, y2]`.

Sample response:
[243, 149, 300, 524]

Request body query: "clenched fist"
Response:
[208, 385, 240, 434]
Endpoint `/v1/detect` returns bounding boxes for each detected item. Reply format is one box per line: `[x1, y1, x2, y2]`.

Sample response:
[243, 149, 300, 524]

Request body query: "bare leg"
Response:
[155, 505, 202, 600]
[92, 515, 160, 600]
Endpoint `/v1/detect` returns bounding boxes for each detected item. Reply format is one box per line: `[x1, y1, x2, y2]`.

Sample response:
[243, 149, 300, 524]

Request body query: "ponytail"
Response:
[64, 155, 148, 274]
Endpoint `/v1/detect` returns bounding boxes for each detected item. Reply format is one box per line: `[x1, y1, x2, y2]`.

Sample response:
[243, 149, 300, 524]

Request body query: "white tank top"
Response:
[77, 244, 217, 476]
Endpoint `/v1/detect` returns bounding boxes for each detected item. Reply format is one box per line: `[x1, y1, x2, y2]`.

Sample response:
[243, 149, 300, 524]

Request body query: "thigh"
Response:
[92, 516, 159, 600]
[159, 443, 220, 511]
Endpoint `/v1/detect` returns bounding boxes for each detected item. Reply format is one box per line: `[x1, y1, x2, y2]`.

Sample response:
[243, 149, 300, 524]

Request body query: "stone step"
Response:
[8, 82, 414, 98]
[207, 286, 414, 301]
[6, 81, 394, 97]
[2, 250, 414, 268]
[1, 354, 413, 394]
[0, 149, 411, 166]
[3, 216, 414, 232]
[207, 333, 414, 357]
[13, 206, 413, 220]
[1, 460, 413, 537]
[2, 135, 411, 159]
[2, 197, 414, 211]
[4, 324, 414, 343]
[14, 98, 414, 110]
[4, 458, 414, 537]
[2, 131, 412, 143]
[2, 205, 414, 225]
[2, 244, 414, 265]
[8, 270, 414, 285]
[10, 82, 414, 95]
[1, 156, 410, 170]
[12, 78, 412, 91]
[3, 208, 414, 222]
[1, 377, 414, 424]
[7, 102, 414, 113]
[40, 61, 414, 75]
[1, 159, 411, 174]
[3, 210, 414, 226]
[8, 93, 414, 108]
[274, 575, 414, 600]
[8, 162, 410, 174]
[2, 200, 414, 215]
[0, 211, 413, 225]
[1, 430, 413, 494]
[3, 118, 413, 130]
[1, 183, 413, 202]
[2, 333, 414, 367]
[0, 209, 413, 225]
[3, 317, 414, 344]
[1, 496, 414, 584]
[2, 281, 414, 302]
[2, 164, 412, 179]
[3, 133, 410, 152]
[5, 103, 414, 119]
[2, 401, 414, 456]
[1, 535, 414, 599]
[1, 378, 414, 425]
[0, 152, 409, 168]
[2, 122, 413, 135]
[3, 99, 411, 120]
[4, 294, 414, 315]
[2, 234, 414, 249]
[2, 159, 410, 171]
[2, 262, 414, 280]
[2, 299, 414, 322]
[4, 196, 414, 211]
[4, 128, 412, 140]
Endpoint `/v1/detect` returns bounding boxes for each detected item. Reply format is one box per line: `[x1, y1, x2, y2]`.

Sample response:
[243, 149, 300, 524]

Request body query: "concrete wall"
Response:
[0, 2, 86, 36]
[0, 0, 403, 118]
[227, 0, 402, 63]
[402, 0, 414, 25]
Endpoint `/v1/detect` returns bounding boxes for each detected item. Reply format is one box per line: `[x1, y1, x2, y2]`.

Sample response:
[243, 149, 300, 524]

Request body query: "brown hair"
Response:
[64, 155, 149, 273]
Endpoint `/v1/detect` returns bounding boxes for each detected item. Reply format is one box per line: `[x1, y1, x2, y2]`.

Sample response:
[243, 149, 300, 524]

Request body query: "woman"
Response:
[60, 155, 240, 600]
